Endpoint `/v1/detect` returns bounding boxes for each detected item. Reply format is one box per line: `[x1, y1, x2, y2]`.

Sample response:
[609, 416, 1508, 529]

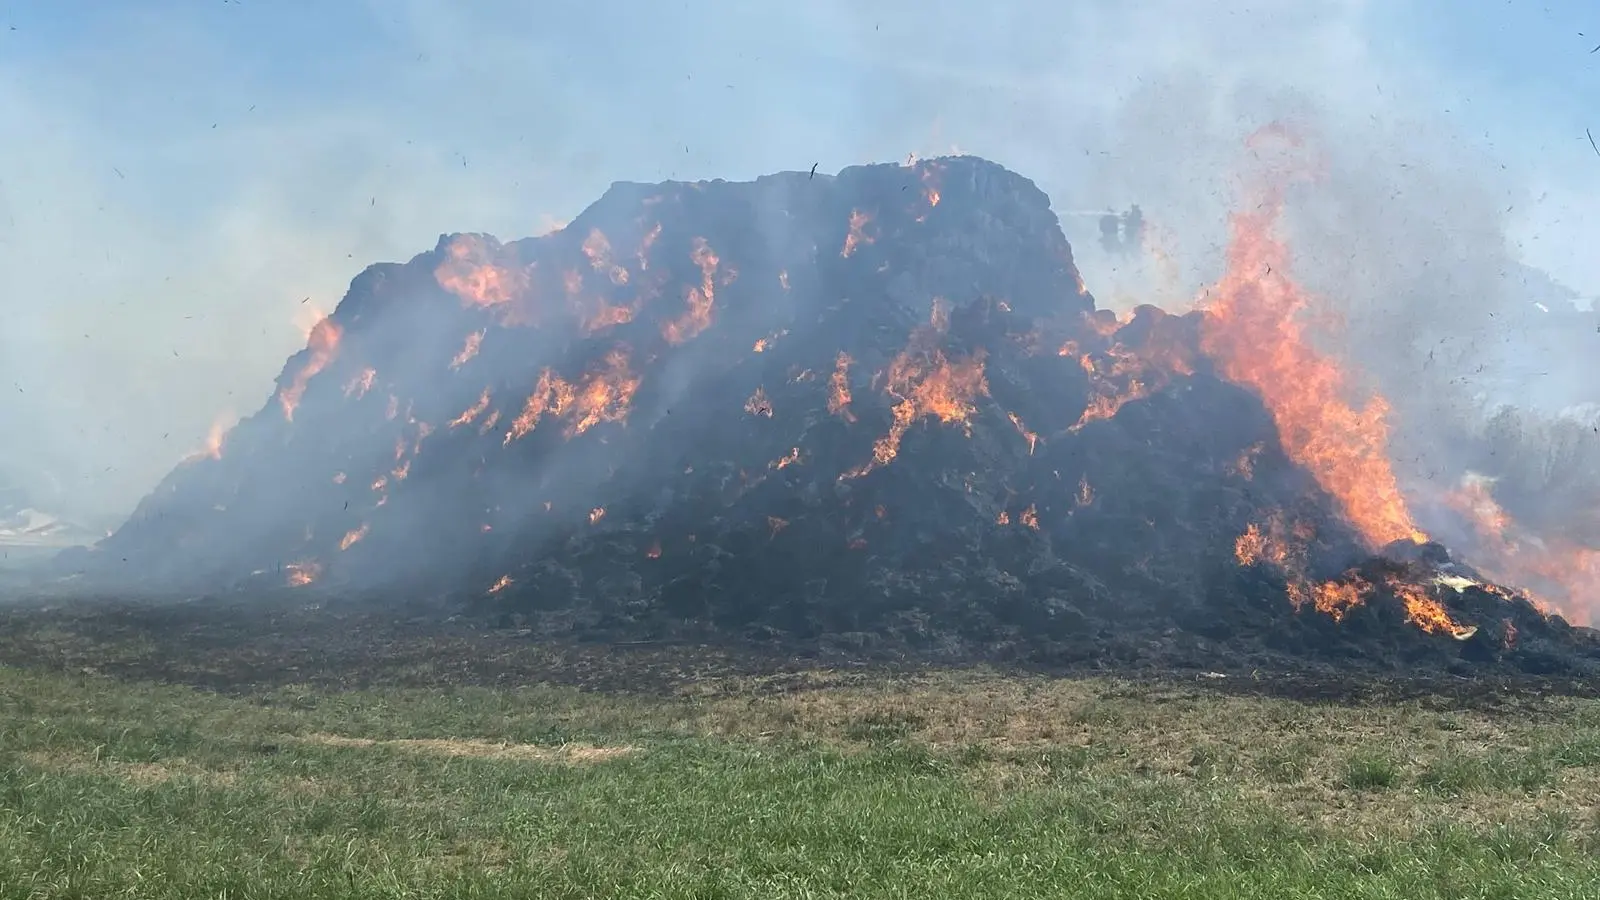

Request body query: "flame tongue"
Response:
[1200, 171, 1423, 550]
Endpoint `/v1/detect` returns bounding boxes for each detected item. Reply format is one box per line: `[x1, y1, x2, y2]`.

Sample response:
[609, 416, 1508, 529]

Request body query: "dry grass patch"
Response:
[20, 748, 238, 788]
[296, 732, 636, 764]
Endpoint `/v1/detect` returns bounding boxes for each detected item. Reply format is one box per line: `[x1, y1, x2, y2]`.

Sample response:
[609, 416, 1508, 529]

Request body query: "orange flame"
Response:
[450, 388, 492, 429]
[1020, 504, 1040, 530]
[662, 237, 722, 344]
[503, 348, 641, 444]
[286, 562, 322, 588]
[1071, 313, 1196, 431]
[434, 235, 528, 308]
[339, 523, 369, 551]
[769, 447, 801, 470]
[487, 574, 513, 594]
[845, 316, 989, 479]
[450, 330, 485, 370]
[589, 507, 606, 525]
[841, 209, 875, 258]
[1200, 137, 1424, 550]
[829, 352, 857, 423]
[278, 316, 343, 422]
[1006, 412, 1039, 455]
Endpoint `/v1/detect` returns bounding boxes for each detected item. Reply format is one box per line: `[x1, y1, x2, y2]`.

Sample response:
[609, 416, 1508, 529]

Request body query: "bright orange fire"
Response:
[450, 330, 485, 370]
[1007, 411, 1040, 455]
[829, 352, 857, 423]
[278, 316, 343, 422]
[450, 388, 492, 429]
[504, 348, 641, 444]
[285, 561, 322, 588]
[1200, 137, 1424, 551]
[1070, 332, 1195, 431]
[841, 209, 875, 258]
[339, 523, 370, 551]
[844, 308, 989, 479]
[434, 234, 529, 309]
[661, 237, 724, 344]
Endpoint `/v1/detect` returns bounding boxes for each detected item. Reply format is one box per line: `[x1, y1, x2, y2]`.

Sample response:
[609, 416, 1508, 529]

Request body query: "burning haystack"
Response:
[58, 148, 1600, 675]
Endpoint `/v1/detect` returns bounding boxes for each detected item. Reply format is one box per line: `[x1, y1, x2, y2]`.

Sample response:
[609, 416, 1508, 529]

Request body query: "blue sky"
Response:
[0, 0, 1595, 521]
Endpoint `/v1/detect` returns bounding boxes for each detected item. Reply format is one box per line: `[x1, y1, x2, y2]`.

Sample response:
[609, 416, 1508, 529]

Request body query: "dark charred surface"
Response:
[26, 156, 1600, 682]
[1, 595, 1597, 709]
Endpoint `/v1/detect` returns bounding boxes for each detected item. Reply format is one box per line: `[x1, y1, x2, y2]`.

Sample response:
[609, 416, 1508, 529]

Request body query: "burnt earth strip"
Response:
[2, 594, 1596, 709]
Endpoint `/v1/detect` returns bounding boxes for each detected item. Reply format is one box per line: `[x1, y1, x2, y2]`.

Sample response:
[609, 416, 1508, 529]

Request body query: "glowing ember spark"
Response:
[278, 316, 343, 422]
[339, 524, 369, 551]
[450, 331, 485, 370]
[840, 209, 875, 258]
[487, 574, 513, 594]
[332, 472, 347, 484]
[646, 540, 662, 559]
[450, 388, 492, 429]
[589, 507, 606, 525]
[1200, 132, 1423, 549]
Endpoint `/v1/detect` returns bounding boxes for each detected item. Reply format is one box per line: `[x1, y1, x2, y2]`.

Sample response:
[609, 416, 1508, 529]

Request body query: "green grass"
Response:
[4, 664, 1600, 897]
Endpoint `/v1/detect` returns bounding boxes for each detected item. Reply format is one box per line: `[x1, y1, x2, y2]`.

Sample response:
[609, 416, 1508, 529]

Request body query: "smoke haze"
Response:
[0, 0, 1595, 534]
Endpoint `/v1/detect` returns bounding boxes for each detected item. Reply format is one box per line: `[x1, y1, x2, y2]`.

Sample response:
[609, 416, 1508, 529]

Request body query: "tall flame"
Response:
[1199, 149, 1424, 550]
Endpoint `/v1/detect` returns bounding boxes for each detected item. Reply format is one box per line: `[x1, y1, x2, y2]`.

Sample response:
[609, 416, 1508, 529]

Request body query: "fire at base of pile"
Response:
[54, 154, 1600, 678]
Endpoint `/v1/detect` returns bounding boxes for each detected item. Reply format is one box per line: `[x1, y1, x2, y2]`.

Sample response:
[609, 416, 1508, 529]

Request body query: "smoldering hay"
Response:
[45, 139, 1600, 675]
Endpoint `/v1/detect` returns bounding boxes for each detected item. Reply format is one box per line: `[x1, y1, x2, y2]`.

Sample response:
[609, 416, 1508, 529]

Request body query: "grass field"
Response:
[5, 629, 1600, 900]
